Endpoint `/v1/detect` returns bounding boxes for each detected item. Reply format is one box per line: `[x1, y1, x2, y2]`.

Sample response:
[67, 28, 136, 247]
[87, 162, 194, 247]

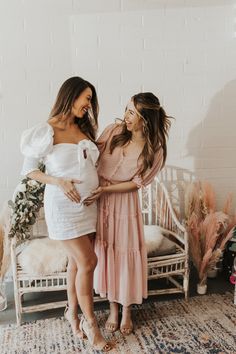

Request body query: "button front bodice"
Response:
[20, 123, 99, 201]
[45, 140, 99, 180]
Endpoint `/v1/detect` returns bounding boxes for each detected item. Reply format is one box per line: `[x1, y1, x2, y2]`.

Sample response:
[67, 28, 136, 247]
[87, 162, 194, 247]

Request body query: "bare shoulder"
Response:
[47, 117, 64, 131]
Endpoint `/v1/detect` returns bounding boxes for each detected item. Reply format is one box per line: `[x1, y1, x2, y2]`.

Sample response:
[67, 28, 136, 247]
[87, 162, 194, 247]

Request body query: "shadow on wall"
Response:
[186, 79, 236, 205]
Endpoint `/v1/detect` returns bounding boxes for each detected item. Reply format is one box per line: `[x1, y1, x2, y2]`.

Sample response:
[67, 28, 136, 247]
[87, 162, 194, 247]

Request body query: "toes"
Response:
[103, 342, 114, 352]
[120, 324, 133, 335]
[105, 322, 118, 333]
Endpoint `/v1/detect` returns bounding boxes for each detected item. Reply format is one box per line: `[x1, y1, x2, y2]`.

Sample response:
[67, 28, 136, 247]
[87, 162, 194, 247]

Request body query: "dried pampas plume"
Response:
[222, 193, 233, 215]
[202, 181, 216, 214]
[185, 182, 200, 219]
[186, 180, 235, 284]
[0, 202, 11, 280]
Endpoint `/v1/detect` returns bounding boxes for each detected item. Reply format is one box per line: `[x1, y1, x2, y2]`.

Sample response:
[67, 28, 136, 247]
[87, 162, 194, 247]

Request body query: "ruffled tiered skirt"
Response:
[94, 188, 147, 306]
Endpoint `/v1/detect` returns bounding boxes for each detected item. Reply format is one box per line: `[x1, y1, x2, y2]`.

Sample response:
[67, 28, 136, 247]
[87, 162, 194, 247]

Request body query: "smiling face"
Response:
[71, 87, 92, 118]
[124, 100, 143, 132]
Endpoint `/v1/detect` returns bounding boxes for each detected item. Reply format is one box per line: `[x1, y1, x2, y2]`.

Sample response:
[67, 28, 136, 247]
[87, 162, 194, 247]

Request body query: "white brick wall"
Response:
[0, 0, 236, 210]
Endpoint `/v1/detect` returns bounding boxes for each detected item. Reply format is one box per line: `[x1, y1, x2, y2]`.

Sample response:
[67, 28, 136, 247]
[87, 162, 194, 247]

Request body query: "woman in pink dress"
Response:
[85, 92, 171, 335]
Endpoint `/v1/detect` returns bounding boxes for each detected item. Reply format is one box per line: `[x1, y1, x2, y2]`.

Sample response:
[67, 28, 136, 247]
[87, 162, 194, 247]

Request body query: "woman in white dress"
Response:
[20, 77, 112, 352]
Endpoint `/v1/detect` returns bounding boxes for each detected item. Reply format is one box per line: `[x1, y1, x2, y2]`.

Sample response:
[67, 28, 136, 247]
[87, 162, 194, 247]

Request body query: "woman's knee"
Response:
[67, 260, 77, 273]
[79, 253, 97, 274]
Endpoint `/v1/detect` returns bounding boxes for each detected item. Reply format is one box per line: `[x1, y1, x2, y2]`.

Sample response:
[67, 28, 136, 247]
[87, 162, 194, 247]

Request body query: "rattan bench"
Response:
[11, 169, 190, 325]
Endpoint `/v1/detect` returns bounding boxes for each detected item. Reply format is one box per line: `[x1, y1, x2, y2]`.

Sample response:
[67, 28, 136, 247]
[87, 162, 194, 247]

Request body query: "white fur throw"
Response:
[17, 226, 176, 276]
[144, 225, 176, 256]
[18, 238, 68, 275]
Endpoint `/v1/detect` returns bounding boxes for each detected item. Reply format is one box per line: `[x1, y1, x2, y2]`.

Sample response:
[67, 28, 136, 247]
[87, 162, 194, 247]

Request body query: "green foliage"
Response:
[8, 162, 45, 241]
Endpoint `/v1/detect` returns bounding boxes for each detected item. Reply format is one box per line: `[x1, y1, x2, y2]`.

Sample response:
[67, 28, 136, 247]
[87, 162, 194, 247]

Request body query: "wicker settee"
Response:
[11, 167, 190, 325]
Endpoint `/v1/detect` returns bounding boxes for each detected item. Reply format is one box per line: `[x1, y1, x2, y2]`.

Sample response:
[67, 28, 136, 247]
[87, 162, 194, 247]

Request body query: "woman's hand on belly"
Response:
[56, 178, 81, 203]
[83, 186, 104, 206]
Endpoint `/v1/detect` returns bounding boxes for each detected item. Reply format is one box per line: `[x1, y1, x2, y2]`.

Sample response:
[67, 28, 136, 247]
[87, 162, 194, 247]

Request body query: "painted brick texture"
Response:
[0, 0, 235, 210]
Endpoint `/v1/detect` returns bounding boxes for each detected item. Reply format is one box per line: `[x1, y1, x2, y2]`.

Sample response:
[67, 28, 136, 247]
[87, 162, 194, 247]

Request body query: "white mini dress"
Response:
[20, 123, 99, 240]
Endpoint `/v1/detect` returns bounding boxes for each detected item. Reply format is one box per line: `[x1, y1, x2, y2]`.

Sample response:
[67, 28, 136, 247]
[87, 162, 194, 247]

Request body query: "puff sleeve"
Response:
[132, 148, 164, 188]
[20, 123, 54, 176]
[96, 123, 121, 153]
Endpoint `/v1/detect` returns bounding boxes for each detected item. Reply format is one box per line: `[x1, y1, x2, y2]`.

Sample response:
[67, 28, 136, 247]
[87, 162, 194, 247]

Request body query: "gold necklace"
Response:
[130, 137, 145, 143]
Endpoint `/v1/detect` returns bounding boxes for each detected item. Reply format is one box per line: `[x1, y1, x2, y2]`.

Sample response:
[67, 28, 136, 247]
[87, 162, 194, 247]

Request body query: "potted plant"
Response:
[185, 181, 235, 294]
[0, 162, 45, 311]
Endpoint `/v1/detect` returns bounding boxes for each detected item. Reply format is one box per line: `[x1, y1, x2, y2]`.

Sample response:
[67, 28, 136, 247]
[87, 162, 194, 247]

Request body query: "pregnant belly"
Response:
[75, 172, 99, 200]
[44, 169, 99, 205]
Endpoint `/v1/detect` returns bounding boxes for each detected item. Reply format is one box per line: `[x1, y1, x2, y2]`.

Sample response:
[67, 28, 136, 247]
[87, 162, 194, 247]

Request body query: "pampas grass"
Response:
[0, 225, 3, 274]
[185, 181, 235, 285]
[201, 181, 216, 214]
[0, 202, 11, 281]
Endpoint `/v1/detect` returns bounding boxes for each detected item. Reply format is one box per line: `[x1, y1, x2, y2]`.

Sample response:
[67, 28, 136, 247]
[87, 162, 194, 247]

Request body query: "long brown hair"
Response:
[49, 76, 99, 140]
[110, 92, 171, 175]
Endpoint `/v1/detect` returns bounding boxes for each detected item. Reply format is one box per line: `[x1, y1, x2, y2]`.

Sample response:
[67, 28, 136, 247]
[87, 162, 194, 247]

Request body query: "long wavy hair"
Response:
[49, 76, 99, 140]
[110, 92, 171, 175]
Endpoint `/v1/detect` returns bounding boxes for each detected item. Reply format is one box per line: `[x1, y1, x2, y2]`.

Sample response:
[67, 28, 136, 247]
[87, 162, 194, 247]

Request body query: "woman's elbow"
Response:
[26, 170, 39, 179]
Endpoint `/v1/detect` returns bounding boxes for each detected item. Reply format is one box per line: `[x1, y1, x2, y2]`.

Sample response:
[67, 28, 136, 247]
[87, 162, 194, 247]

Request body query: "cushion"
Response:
[144, 225, 176, 257]
[17, 225, 177, 275]
[18, 237, 67, 275]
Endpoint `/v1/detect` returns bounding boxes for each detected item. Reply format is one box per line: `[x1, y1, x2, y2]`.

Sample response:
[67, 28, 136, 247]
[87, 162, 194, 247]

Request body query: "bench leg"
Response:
[14, 291, 22, 326]
[184, 269, 189, 301]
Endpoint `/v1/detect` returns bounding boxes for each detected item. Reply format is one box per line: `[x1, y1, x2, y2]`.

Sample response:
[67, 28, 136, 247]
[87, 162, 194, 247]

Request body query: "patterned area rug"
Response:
[0, 293, 235, 354]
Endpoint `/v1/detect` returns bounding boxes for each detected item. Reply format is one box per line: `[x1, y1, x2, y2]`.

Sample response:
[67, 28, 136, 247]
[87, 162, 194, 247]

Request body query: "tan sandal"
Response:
[120, 323, 134, 336]
[105, 320, 119, 333]
[64, 304, 86, 339]
[105, 302, 119, 333]
[80, 316, 113, 352]
[120, 307, 134, 336]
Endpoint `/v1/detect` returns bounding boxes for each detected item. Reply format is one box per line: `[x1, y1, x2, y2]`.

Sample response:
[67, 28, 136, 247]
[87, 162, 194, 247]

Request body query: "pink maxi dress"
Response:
[94, 123, 163, 306]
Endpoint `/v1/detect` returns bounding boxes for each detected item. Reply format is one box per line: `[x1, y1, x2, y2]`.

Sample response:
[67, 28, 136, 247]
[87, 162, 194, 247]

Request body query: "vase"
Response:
[197, 282, 207, 295]
[0, 279, 7, 311]
[207, 267, 218, 278]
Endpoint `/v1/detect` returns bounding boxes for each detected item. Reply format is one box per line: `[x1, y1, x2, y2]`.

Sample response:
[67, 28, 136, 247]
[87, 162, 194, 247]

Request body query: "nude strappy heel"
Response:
[80, 316, 113, 352]
[64, 304, 86, 339]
